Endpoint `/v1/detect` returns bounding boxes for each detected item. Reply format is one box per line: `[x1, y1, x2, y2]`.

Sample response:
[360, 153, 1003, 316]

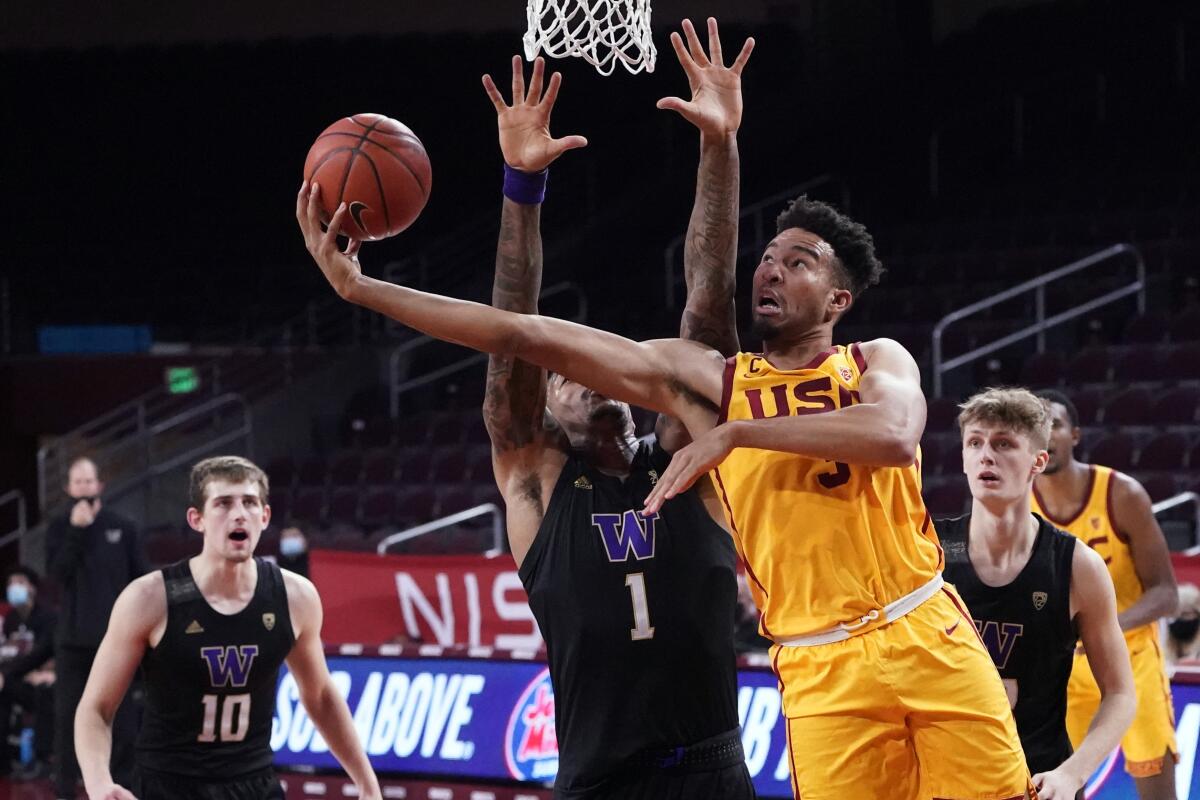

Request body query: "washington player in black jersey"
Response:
[475, 22, 755, 800]
[74, 456, 381, 800]
[940, 388, 1135, 800]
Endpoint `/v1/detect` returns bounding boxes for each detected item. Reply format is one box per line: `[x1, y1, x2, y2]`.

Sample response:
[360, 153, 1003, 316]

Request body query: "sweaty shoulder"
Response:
[857, 338, 918, 371]
[117, 571, 168, 641]
[282, 569, 321, 638]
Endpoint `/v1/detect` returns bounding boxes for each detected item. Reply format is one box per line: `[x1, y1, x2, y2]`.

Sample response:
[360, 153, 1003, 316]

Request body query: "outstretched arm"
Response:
[655, 18, 753, 451]
[1033, 544, 1135, 799]
[1111, 472, 1178, 630]
[480, 56, 586, 564]
[644, 337, 924, 512]
[284, 573, 381, 800]
[299, 187, 724, 430]
[663, 18, 752, 358]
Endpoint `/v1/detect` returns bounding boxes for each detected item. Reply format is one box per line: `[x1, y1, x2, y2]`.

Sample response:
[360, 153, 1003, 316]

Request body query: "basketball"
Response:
[302, 113, 432, 241]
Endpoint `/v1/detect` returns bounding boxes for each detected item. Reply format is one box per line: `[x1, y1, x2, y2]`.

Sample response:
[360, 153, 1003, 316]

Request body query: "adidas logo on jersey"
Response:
[574, 476, 592, 490]
[185, 620, 205, 634]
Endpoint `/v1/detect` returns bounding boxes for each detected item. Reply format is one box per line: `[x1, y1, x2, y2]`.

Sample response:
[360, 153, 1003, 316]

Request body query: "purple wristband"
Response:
[503, 164, 548, 205]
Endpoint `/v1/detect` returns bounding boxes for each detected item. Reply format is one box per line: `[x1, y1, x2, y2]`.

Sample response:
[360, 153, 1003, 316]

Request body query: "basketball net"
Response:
[524, 0, 656, 76]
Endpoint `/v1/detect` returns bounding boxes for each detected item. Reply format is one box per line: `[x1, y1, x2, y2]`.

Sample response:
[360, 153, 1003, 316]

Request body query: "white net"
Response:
[524, 0, 656, 76]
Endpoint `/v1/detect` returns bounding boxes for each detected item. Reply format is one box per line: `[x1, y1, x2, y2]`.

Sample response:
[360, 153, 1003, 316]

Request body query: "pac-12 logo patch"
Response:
[505, 667, 558, 781]
[839, 367, 853, 382]
[1032, 591, 1048, 610]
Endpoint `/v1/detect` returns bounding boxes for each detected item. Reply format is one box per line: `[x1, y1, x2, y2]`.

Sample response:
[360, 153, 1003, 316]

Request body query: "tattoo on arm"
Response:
[483, 199, 550, 453]
[681, 136, 740, 356]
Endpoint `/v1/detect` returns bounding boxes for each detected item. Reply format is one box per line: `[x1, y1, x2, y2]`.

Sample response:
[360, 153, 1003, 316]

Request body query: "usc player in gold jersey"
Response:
[1033, 390, 1179, 800]
[301, 139, 1032, 798]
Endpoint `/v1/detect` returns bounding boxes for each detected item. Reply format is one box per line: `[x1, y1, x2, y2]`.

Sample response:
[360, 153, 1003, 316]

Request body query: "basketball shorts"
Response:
[1066, 632, 1178, 777]
[133, 765, 285, 800]
[557, 729, 755, 800]
[773, 585, 1032, 800]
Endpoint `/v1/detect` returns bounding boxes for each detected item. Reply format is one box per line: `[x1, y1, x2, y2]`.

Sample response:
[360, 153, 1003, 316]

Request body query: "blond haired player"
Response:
[299, 67, 1032, 794]
[1034, 389, 1180, 799]
[941, 388, 1135, 799]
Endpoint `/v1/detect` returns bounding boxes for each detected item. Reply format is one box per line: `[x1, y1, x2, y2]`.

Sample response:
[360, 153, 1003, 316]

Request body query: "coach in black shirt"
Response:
[46, 456, 147, 799]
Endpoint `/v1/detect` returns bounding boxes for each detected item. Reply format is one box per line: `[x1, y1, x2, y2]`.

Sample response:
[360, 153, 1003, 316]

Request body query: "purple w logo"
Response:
[200, 645, 259, 688]
[593, 510, 658, 562]
[974, 621, 1024, 670]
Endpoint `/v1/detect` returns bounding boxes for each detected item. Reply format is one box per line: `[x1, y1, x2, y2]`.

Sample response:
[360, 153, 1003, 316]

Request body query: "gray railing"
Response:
[376, 503, 504, 556]
[40, 393, 252, 522]
[388, 281, 588, 419]
[663, 175, 849, 310]
[0, 490, 27, 550]
[931, 244, 1145, 397]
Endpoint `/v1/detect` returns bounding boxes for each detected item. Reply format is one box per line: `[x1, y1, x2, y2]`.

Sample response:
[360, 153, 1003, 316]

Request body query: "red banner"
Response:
[1173, 552, 1200, 589]
[310, 550, 543, 650]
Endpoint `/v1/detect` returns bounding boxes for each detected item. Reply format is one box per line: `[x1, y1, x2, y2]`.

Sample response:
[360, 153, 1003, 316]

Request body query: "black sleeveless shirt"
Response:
[940, 513, 1078, 776]
[137, 558, 295, 778]
[518, 439, 740, 795]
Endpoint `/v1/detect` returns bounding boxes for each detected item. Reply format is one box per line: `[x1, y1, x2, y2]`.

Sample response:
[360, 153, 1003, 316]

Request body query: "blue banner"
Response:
[271, 656, 793, 797]
[271, 656, 1200, 799]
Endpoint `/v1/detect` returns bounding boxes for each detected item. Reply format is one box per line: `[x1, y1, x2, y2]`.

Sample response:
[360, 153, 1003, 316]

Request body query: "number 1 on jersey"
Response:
[199, 693, 251, 742]
[625, 572, 655, 641]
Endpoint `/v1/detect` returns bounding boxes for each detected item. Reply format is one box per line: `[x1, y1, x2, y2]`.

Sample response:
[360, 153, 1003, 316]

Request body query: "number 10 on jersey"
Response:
[199, 693, 251, 742]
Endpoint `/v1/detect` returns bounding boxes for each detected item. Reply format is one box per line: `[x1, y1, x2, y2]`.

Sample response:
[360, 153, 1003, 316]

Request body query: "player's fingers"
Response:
[296, 181, 309, 227]
[668, 31, 698, 77]
[344, 237, 362, 258]
[681, 19, 709, 66]
[511, 54, 526, 104]
[731, 37, 755, 75]
[303, 182, 324, 242]
[706, 17, 723, 66]
[527, 56, 545, 105]
[541, 71, 563, 110]
[551, 135, 589, 156]
[481, 74, 507, 112]
[324, 202, 348, 249]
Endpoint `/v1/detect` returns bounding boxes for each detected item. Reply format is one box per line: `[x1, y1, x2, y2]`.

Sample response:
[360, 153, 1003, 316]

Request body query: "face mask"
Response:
[1170, 618, 1200, 642]
[6, 585, 29, 607]
[279, 538, 306, 557]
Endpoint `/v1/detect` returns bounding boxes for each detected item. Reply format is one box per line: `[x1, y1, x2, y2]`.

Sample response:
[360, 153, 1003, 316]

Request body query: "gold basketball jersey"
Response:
[712, 346, 942, 639]
[1032, 465, 1153, 643]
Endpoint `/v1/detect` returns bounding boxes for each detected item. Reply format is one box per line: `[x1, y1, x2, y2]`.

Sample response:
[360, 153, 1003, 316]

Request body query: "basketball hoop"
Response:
[524, 0, 656, 76]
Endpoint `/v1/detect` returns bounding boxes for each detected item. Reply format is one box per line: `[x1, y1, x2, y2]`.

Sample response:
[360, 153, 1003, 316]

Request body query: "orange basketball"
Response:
[302, 114, 432, 241]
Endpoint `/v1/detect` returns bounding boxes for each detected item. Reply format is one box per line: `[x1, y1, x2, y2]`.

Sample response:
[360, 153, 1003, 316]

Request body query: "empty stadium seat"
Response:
[1066, 348, 1113, 384]
[1087, 433, 1137, 472]
[327, 488, 361, 526]
[1151, 386, 1200, 425]
[1019, 351, 1066, 387]
[1100, 388, 1154, 426]
[328, 451, 364, 487]
[1136, 432, 1190, 470]
[362, 450, 399, 486]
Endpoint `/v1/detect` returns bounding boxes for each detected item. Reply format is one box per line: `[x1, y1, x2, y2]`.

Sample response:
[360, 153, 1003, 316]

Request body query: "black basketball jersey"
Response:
[137, 558, 296, 778]
[940, 513, 1078, 776]
[519, 439, 741, 795]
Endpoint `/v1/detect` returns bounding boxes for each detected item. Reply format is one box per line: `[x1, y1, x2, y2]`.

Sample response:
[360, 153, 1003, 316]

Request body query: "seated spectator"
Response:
[278, 525, 310, 578]
[1167, 583, 1200, 670]
[0, 567, 56, 778]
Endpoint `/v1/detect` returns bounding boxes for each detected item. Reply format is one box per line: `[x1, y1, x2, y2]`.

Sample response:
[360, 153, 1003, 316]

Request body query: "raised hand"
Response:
[643, 424, 737, 515]
[657, 17, 755, 138]
[482, 55, 588, 173]
[297, 182, 363, 299]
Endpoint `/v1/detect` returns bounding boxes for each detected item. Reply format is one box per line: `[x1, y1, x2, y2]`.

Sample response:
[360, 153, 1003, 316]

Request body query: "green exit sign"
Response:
[166, 366, 200, 395]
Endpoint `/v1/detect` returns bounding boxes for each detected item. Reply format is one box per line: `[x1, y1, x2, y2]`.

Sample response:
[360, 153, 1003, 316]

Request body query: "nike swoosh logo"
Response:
[945, 621, 960, 636]
[349, 201, 370, 234]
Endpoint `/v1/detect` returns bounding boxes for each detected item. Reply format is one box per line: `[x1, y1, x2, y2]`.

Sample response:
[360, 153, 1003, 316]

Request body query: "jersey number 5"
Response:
[199, 693, 251, 743]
